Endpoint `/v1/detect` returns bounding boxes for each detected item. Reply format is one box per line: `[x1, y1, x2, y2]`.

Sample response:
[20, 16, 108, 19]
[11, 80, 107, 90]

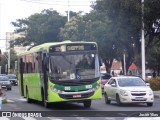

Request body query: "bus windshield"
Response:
[49, 53, 99, 81]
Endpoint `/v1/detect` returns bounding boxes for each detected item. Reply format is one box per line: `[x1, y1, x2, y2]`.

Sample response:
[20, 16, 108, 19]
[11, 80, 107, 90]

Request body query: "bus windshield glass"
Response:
[49, 53, 99, 81]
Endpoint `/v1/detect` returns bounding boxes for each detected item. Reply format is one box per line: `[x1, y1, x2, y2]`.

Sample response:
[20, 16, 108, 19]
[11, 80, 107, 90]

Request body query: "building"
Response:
[6, 32, 29, 54]
[128, 63, 139, 75]
[111, 59, 123, 75]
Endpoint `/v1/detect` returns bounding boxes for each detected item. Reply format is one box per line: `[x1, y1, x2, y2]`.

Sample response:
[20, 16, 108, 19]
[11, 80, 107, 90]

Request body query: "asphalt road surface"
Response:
[0, 86, 160, 120]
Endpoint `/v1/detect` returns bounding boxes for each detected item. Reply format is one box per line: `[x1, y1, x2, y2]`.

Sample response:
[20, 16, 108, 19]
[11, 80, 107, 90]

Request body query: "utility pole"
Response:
[123, 53, 126, 75]
[67, 0, 70, 22]
[141, 0, 145, 80]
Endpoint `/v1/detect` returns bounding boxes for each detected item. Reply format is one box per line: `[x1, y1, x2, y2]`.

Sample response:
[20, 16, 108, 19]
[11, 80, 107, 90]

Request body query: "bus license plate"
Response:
[73, 94, 81, 98]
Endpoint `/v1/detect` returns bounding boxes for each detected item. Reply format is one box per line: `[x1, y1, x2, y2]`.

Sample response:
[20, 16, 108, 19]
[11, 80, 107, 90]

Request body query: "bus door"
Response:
[38, 52, 48, 101]
[42, 52, 49, 101]
[20, 58, 24, 96]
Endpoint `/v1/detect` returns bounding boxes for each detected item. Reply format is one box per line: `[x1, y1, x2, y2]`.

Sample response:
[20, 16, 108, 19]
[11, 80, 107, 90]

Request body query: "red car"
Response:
[100, 73, 112, 93]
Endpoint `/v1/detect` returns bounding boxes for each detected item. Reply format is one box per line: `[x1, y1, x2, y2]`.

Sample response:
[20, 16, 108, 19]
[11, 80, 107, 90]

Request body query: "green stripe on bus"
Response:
[54, 82, 98, 91]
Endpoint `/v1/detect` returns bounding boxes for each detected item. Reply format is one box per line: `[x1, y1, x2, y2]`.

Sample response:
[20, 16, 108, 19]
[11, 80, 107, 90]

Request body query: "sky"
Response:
[0, 0, 95, 51]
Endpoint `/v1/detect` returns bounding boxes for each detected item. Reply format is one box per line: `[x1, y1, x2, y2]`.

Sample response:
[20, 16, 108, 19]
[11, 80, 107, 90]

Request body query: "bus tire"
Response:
[42, 89, 50, 108]
[26, 88, 32, 103]
[83, 100, 91, 108]
[44, 99, 50, 108]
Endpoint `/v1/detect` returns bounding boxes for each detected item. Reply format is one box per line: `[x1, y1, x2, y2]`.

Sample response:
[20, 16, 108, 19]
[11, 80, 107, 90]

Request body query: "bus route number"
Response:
[86, 85, 92, 89]
[64, 87, 71, 91]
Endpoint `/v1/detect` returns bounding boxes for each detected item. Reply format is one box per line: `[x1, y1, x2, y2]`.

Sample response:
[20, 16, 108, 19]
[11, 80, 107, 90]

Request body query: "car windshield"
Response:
[117, 78, 146, 87]
[101, 73, 111, 79]
[7, 75, 16, 79]
[0, 76, 9, 81]
[146, 73, 152, 76]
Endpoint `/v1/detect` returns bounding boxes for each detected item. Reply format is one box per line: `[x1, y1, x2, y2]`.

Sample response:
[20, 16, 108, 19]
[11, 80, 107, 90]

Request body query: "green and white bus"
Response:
[17, 41, 102, 108]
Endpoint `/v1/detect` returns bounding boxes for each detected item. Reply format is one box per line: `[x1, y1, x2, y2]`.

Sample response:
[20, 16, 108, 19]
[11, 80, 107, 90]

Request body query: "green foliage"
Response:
[11, 9, 67, 46]
[149, 78, 160, 91]
[93, 0, 160, 73]
[0, 49, 17, 74]
[60, 15, 86, 41]
[9, 1, 160, 74]
[146, 43, 160, 71]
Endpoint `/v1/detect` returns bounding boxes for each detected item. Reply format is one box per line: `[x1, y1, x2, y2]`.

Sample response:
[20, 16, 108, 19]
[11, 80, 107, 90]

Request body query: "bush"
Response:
[2, 98, 7, 104]
[148, 78, 160, 91]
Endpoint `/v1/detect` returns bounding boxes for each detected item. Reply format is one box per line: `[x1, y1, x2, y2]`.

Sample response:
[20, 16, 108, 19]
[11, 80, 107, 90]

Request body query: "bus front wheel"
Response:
[83, 100, 91, 108]
[42, 91, 50, 108]
[44, 100, 50, 108]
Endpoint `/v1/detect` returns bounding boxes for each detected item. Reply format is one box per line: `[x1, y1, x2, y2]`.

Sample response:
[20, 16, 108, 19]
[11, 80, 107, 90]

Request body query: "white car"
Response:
[104, 76, 154, 106]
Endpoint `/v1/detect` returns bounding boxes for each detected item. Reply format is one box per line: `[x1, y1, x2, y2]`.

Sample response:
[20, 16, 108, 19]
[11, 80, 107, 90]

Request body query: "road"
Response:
[0, 86, 160, 120]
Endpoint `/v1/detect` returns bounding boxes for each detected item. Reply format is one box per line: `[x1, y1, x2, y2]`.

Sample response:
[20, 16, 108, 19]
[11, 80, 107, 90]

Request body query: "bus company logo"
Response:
[2, 112, 12, 117]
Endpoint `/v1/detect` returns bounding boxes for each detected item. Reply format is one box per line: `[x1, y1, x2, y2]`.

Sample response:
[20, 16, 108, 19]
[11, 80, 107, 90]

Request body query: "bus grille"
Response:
[58, 92, 94, 99]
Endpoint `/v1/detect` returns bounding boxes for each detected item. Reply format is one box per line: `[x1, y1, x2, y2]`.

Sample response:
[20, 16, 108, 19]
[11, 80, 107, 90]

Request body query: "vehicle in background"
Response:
[6, 74, 18, 86]
[0, 76, 12, 90]
[100, 73, 112, 93]
[104, 76, 154, 106]
[146, 73, 152, 80]
[0, 74, 7, 76]
[0, 84, 2, 95]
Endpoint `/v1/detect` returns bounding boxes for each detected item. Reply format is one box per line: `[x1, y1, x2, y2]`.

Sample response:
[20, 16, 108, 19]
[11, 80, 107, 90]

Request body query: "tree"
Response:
[146, 43, 160, 76]
[59, 15, 87, 41]
[0, 49, 18, 74]
[11, 9, 67, 47]
[93, 0, 160, 73]
[60, 11, 120, 73]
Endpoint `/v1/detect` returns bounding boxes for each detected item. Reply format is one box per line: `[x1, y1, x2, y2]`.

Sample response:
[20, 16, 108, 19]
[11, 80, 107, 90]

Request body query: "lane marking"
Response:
[22, 117, 37, 120]
[47, 117, 63, 120]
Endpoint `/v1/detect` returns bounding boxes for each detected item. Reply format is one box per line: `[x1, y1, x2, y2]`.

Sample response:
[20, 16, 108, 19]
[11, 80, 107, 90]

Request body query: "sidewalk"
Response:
[153, 91, 160, 98]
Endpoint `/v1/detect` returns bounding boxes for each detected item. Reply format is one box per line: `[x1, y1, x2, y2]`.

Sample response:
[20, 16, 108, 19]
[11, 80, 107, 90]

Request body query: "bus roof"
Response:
[17, 40, 97, 56]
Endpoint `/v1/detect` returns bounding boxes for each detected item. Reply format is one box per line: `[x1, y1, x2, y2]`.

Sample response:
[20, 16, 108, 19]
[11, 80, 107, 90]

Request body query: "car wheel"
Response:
[116, 94, 122, 106]
[147, 102, 153, 107]
[83, 100, 91, 108]
[104, 92, 111, 104]
[7, 87, 11, 91]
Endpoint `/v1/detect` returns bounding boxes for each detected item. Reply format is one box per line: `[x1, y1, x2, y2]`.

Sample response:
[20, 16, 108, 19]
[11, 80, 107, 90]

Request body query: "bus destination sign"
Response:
[49, 44, 97, 53]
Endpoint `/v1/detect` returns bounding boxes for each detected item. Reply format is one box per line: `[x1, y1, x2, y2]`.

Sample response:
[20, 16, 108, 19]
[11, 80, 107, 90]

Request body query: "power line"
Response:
[22, 0, 96, 3]
[21, 0, 95, 6]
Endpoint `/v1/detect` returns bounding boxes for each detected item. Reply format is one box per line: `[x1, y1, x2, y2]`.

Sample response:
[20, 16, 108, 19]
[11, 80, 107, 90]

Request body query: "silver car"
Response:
[104, 76, 154, 106]
[0, 76, 12, 90]
[7, 74, 18, 86]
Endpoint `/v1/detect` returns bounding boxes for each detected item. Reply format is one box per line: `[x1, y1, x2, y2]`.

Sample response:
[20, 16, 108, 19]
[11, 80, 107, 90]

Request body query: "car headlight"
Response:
[149, 90, 153, 96]
[120, 89, 128, 96]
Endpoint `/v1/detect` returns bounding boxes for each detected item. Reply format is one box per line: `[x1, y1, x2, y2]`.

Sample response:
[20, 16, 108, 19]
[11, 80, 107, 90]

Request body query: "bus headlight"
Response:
[50, 85, 62, 94]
